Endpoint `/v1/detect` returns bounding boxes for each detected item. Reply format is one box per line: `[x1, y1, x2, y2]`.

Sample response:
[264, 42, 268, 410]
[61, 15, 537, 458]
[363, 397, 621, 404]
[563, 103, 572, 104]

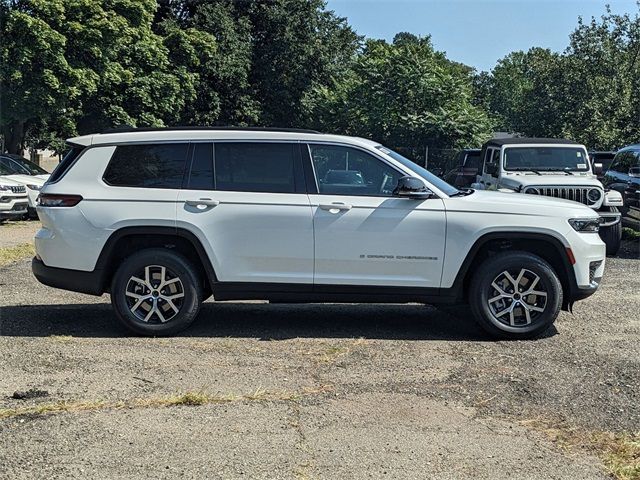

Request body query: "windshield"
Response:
[504, 147, 590, 172]
[375, 146, 460, 196]
[0, 163, 13, 175]
[4, 155, 48, 175]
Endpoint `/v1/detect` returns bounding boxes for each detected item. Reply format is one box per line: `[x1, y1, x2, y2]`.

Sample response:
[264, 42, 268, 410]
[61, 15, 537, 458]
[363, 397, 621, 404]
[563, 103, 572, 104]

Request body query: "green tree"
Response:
[308, 35, 494, 152]
[1, 0, 197, 152]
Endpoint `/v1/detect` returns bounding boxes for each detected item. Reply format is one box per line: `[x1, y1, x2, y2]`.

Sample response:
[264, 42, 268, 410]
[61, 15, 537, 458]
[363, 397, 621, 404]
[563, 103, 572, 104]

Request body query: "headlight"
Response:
[525, 187, 539, 195]
[0, 185, 8, 191]
[26, 184, 42, 191]
[568, 218, 601, 232]
[587, 188, 602, 204]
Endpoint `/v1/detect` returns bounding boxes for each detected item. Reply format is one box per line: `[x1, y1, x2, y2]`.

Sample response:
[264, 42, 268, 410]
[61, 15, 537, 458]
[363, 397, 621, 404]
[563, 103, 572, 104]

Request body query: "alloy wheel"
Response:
[487, 268, 548, 327]
[125, 265, 185, 323]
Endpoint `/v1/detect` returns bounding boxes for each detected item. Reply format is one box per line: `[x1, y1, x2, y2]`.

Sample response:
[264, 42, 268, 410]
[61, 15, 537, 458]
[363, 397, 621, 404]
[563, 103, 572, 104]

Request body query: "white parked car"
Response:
[0, 154, 49, 218]
[0, 177, 29, 222]
[33, 128, 606, 339]
[471, 138, 624, 255]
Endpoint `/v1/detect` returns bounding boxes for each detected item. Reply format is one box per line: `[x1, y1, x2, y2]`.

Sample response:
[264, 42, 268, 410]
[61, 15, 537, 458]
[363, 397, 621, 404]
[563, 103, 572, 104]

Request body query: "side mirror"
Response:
[393, 176, 433, 199]
[594, 163, 603, 176]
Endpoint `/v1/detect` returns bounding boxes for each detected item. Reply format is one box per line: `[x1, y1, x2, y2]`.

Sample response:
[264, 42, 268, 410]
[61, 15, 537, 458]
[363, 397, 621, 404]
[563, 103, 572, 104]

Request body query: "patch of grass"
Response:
[622, 227, 640, 241]
[522, 419, 640, 480]
[0, 385, 334, 421]
[0, 243, 35, 267]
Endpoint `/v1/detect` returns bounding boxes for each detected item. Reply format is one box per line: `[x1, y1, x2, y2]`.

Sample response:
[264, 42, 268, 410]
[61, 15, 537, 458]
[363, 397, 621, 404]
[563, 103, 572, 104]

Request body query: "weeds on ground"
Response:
[0, 385, 334, 421]
[622, 227, 640, 242]
[522, 418, 640, 480]
[0, 243, 35, 266]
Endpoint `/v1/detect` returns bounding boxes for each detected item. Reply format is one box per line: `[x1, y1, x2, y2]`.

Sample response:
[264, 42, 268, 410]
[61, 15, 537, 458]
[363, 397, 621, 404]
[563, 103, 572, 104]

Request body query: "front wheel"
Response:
[111, 249, 203, 336]
[469, 251, 563, 339]
[599, 208, 622, 256]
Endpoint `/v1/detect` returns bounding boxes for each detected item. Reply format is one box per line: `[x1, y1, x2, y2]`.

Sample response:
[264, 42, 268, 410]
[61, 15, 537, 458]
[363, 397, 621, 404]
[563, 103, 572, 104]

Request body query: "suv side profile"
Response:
[33, 128, 606, 339]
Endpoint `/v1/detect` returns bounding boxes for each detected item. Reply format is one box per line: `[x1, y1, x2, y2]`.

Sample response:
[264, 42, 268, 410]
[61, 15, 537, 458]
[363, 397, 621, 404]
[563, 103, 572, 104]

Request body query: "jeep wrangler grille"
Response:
[523, 186, 602, 206]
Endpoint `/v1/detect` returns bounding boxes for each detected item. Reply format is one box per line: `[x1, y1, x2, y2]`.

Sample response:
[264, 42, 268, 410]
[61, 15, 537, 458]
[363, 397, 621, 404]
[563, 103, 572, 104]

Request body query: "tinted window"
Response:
[464, 152, 480, 170]
[610, 150, 640, 173]
[49, 145, 84, 183]
[187, 143, 214, 190]
[311, 144, 401, 196]
[215, 143, 296, 193]
[104, 143, 189, 188]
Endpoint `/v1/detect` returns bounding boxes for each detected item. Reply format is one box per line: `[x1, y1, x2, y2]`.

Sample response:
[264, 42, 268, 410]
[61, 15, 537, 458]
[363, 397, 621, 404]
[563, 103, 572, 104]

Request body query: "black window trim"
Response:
[209, 140, 305, 195]
[102, 141, 191, 189]
[304, 141, 407, 198]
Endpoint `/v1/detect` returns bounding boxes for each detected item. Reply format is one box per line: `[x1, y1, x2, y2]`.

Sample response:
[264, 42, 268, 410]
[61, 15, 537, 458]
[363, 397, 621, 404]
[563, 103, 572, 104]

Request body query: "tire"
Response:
[111, 248, 203, 336]
[469, 251, 563, 340]
[599, 208, 622, 256]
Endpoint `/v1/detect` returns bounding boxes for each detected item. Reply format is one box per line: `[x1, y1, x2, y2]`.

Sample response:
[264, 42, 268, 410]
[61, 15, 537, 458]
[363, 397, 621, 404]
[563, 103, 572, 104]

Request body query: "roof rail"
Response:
[101, 126, 321, 134]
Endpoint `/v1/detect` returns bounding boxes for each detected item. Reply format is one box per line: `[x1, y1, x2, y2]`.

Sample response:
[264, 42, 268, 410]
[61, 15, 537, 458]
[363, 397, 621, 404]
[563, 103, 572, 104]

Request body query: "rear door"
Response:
[306, 143, 446, 288]
[176, 141, 314, 284]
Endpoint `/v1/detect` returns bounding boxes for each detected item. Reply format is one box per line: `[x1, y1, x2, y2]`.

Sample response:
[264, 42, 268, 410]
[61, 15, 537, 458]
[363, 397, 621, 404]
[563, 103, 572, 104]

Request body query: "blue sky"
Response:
[325, 0, 639, 72]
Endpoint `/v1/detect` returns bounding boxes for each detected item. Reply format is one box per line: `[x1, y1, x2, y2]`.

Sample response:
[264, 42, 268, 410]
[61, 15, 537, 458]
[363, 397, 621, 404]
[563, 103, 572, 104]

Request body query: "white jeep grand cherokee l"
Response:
[33, 128, 606, 339]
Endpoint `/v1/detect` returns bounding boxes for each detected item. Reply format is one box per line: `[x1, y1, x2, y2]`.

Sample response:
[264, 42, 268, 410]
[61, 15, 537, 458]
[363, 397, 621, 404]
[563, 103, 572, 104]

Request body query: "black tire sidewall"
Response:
[470, 252, 562, 339]
[111, 249, 202, 336]
[599, 208, 622, 255]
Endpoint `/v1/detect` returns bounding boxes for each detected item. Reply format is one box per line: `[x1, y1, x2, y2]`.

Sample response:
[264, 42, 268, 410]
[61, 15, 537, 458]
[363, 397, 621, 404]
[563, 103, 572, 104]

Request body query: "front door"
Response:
[177, 141, 314, 284]
[306, 143, 446, 288]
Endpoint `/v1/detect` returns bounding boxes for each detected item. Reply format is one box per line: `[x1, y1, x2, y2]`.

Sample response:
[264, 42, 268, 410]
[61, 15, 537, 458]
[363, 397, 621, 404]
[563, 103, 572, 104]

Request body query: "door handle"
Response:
[185, 198, 219, 207]
[319, 202, 352, 211]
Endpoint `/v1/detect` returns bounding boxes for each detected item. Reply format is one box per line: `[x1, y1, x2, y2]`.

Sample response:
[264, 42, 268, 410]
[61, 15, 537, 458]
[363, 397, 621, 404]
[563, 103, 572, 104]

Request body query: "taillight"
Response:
[38, 194, 83, 207]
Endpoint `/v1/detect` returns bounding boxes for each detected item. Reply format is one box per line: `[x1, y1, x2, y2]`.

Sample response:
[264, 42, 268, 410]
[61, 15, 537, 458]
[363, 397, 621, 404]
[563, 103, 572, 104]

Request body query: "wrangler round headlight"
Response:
[587, 188, 602, 204]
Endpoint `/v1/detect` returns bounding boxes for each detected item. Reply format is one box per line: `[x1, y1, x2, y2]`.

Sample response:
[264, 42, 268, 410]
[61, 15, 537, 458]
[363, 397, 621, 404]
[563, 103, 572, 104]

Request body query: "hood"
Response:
[35, 174, 50, 181]
[499, 172, 602, 190]
[0, 176, 24, 187]
[449, 189, 599, 218]
[4, 174, 46, 187]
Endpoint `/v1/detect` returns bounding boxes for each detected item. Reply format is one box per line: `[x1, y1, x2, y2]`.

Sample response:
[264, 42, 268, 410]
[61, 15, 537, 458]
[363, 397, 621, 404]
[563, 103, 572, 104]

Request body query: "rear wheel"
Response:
[469, 251, 563, 339]
[599, 208, 622, 256]
[111, 249, 203, 336]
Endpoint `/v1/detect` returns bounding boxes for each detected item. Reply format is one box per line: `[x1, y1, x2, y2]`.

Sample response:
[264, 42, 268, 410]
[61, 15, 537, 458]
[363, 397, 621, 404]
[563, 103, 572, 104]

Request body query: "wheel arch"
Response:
[450, 232, 576, 310]
[95, 226, 217, 296]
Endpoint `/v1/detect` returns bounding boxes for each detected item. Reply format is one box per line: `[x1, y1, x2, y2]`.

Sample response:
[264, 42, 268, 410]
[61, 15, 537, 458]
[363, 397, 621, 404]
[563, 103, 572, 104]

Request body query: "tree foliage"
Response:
[482, 6, 640, 149]
[1, 1, 638, 156]
[308, 34, 494, 150]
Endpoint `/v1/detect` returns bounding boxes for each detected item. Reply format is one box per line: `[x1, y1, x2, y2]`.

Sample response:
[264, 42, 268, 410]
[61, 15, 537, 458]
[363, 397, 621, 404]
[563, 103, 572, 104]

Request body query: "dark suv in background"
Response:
[443, 148, 481, 188]
[603, 144, 640, 230]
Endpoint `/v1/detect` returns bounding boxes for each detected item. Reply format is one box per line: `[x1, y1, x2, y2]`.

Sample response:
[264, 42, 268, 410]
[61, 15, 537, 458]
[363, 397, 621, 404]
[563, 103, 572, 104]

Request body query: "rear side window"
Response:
[48, 145, 85, 183]
[214, 143, 297, 193]
[104, 143, 189, 188]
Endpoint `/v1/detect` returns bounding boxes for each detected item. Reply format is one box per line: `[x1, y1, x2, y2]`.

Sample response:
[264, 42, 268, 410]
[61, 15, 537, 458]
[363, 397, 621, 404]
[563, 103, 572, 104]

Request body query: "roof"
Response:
[617, 143, 640, 153]
[483, 138, 581, 147]
[67, 128, 382, 150]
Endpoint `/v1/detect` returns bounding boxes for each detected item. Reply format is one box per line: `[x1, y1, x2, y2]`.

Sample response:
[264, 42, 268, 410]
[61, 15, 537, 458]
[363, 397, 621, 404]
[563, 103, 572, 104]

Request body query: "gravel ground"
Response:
[0, 220, 39, 248]
[0, 231, 638, 479]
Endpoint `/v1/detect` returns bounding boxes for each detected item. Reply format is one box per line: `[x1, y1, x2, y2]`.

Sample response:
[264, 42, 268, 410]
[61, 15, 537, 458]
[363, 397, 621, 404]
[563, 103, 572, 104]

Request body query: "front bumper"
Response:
[0, 197, 28, 219]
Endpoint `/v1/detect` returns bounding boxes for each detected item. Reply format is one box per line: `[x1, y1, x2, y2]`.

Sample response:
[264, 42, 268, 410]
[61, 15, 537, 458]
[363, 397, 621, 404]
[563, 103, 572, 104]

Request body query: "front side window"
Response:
[310, 144, 401, 196]
[104, 143, 189, 188]
[214, 142, 297, 193]
[503, 146, 589, 172]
